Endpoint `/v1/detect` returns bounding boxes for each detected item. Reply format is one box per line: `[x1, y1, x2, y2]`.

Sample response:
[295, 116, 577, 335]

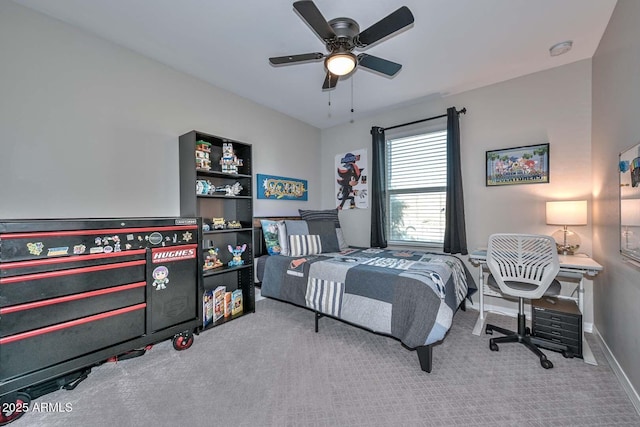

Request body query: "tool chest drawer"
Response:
[532, 296, 582, 358]
[0, 281, 146, 337]
[0, 259, 146, 307]
[0, 303, 146, 379]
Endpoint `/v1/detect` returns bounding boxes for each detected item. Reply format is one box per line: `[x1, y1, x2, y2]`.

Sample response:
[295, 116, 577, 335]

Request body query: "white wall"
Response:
[321, 60, 595, 323]
[0, 1, 321, 220]
[592, 0, 640, 401]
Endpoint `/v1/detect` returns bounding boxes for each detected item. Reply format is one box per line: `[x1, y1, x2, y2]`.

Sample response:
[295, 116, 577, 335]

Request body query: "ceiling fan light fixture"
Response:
[325, 52, 356, 76]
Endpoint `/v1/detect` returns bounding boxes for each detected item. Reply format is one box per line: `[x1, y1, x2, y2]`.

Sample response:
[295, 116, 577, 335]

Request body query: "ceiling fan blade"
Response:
[293, 1, 336, 41]
[356, 6, 414, 47]
[269, 52, 324, 65]
[357, 54, 402, 76]
[322, 72, 339, 90]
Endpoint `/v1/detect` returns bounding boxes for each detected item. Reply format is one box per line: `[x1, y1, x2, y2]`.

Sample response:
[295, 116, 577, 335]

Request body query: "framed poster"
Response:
[486, 143, 549, 186]
[257, 174, 308, 201]
[335, 149, 368, 209]
[619, 142, 640, 262]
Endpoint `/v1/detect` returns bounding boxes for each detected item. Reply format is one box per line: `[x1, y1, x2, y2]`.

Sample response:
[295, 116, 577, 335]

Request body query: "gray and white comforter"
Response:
[261, 248, 476, 347]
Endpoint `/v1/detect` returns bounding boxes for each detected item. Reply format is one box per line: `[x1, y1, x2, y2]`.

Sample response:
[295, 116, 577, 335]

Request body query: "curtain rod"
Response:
[383, 107, 466, 132]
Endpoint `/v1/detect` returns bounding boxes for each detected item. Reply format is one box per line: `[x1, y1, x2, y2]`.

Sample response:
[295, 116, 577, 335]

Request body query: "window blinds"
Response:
[386, 130, 447, 244]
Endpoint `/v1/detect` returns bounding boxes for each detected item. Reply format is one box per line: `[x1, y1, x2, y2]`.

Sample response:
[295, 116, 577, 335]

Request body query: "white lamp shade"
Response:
[546, 200, 587, 225]
[621, 199, 640, 226]
[325, 53, 356, 76]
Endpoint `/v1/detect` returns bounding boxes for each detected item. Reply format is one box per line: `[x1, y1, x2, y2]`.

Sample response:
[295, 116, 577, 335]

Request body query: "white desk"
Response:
[468, 249, 603, 365]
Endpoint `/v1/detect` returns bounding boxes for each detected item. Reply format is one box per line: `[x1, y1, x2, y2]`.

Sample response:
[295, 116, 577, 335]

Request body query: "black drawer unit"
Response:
[531, 296, 582, 358]
[0, 218, 202, 424]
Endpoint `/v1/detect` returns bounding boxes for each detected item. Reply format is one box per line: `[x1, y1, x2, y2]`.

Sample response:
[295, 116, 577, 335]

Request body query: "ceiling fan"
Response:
[269, 1, 414, 90]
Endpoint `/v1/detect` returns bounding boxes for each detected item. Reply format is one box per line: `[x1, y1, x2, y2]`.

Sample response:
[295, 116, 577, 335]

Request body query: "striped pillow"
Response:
[288, 234, 322, 257]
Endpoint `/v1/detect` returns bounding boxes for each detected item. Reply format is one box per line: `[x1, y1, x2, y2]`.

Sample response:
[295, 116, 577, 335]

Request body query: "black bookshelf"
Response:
[179, 130, 255, 330]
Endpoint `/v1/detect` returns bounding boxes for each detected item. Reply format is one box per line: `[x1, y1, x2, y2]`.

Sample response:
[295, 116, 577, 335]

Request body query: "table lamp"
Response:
[546, 200, 587, 255]
[621, 199, 640, 250]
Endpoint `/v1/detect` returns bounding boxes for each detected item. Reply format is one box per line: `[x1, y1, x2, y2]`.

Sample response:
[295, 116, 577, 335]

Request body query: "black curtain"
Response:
[443, 107, 468, 254]
[370, 126, 387, 248]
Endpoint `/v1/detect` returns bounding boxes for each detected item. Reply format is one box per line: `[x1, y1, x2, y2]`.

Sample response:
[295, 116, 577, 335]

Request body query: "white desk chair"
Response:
[485, 233, 569, 369]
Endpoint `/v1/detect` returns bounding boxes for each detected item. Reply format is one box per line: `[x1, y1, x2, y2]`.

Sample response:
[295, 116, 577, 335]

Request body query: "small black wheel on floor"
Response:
[525, 327, 531, 335]
[0, 392, 31, 426]
[541, 359, 553, 369]
[489, 341, 499, 352]
[172, 330, 194, 351]
[562, 350, 574, 359]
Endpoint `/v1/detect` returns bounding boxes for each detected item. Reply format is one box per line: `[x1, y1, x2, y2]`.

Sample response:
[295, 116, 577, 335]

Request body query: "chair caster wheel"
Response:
[540, 359, 553, 369]
[489, 341, 499, 352]
[485, 327, 493, 335]
[562, 350, 574, 359]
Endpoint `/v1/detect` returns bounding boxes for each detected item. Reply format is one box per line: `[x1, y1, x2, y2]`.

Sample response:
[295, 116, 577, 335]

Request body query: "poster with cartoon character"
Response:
[335, 149, 368, 209]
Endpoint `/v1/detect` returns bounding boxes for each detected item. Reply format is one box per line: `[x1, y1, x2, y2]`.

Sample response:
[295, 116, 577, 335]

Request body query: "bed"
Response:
[254, 211, 476, 373]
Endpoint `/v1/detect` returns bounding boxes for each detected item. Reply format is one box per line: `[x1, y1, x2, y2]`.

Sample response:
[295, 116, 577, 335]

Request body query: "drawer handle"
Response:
[551, 338, 562, 343]
[551, 323, 561, 328]
[551, 331, 561, 336]
[550, 316, 562, 321]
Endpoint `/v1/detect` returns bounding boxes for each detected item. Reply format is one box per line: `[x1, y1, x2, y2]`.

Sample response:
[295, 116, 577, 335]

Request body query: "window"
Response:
[386, 129, 447, 245]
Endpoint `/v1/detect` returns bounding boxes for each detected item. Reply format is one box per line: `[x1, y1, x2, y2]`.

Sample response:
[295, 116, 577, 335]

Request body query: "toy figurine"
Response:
[228, 244, 247, 267]
[195, 141, 212, 171]
[220, 142, 243, 174]
[196, 179, 213, 195]
[212, 182, 243, 196]
[225, 182, 243, 196]
[203, 248, 223, 270]
[227, 220, 242, 229]
[212, 218, 226, 230]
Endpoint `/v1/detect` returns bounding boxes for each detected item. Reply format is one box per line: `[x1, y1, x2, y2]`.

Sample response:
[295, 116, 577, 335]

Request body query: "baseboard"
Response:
[467, 301, 593, 332]
[593, 325, 640, 416]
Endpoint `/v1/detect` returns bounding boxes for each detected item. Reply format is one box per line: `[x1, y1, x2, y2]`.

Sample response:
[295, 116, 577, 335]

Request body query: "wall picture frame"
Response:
[257, 173, 308, 201]
[619, 142, 640, 263]
[486, 143, 550, 186]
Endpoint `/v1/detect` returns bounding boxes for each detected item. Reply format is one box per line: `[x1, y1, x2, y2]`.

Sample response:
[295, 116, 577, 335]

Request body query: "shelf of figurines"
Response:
[196, 168, 251, 179]
[203, 228, 252, 235]
[202, 218, 250, 232]
[196, 180, 249, 198]
[202, 243, 251, 277]
[195, 141, 248, 176]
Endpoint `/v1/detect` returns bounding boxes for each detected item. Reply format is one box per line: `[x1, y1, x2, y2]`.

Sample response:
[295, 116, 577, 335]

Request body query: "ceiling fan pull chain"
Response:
[350, 77, 355, 123]
[328, 89, 332, 118]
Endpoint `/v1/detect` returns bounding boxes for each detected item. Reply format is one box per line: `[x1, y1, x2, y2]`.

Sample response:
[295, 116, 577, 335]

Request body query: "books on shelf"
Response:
[203, 290, 214, 328]
[224, 292, 232, 317]
[231, 289, 243, 316]
[213, 286, 226, 321]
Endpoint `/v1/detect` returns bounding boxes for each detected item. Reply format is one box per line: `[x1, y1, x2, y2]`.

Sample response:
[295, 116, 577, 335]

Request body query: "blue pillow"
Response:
[260, 219, 281, 255]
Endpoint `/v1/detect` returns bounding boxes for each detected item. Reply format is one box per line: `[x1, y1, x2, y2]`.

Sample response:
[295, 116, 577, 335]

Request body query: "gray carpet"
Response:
[13, 298, 640, 427]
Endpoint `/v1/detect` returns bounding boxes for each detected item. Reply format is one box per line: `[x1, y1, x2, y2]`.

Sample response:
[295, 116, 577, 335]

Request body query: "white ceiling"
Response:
[13, 0, 617, 129]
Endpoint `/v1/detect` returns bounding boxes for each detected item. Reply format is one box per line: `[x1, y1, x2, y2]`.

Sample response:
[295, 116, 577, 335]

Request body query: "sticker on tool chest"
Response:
[151, 246, 197, 264]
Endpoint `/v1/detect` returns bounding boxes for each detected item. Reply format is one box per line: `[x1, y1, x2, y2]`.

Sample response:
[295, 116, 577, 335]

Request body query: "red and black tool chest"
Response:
[0, 217, 202, 403]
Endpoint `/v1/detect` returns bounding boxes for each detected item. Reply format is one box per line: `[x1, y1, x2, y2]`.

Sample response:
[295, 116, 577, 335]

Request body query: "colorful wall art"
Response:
[257, 174, 308, 201]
